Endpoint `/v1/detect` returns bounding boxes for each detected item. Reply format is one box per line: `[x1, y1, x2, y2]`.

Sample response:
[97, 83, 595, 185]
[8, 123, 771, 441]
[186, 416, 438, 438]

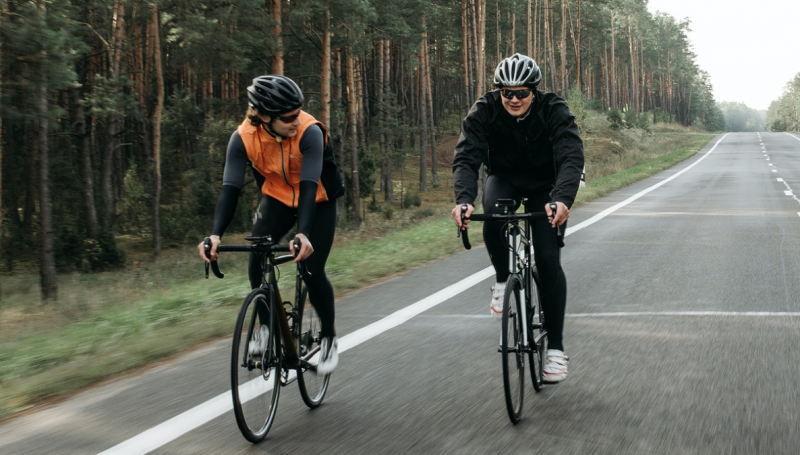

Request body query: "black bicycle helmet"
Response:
[247, 75, 304, 116]
[493, 53, 541, 88]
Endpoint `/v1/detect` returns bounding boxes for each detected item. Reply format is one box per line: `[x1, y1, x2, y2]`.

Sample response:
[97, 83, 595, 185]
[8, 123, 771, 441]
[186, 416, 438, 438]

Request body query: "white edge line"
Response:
[99, 134, 731, 455]
[785, 132, 800, 142]
[98, 267, 495, 455]
[566, 311, 800, 318]
[564, 134, 728, 237]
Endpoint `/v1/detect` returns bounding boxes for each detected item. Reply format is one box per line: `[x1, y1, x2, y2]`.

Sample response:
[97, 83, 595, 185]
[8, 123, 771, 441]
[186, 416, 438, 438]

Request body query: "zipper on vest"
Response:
[279, 140, 296, 207]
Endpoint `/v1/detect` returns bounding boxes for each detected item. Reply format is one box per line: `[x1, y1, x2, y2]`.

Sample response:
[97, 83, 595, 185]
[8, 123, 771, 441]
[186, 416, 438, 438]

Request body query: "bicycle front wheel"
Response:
[231, 287, 282, 443]
[502, 275, 525, 424]
[297, 285, 331, 408]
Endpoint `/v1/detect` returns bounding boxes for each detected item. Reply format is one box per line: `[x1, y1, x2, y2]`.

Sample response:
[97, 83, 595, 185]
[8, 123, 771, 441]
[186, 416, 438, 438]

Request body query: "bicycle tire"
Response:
[529, 269, 546, 392]
[502, 275, 525, 424]
[297, 285, 331, 408]
[231, 287, 282, 443]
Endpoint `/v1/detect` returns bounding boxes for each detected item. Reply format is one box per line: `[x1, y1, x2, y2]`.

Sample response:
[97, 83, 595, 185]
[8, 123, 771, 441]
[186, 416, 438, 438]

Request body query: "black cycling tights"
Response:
[482, 175, 567, 351]
[249, 196, 337, 338]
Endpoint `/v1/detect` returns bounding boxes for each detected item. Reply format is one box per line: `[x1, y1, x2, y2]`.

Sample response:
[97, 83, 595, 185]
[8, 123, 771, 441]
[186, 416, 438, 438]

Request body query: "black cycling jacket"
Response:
[452, 89, 585, 207]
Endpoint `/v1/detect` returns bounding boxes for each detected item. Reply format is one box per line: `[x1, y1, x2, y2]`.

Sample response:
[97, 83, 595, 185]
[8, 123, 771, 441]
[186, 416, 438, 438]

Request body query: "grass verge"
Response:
[0, 129, 715, 420]
[574, 134, 715, 207]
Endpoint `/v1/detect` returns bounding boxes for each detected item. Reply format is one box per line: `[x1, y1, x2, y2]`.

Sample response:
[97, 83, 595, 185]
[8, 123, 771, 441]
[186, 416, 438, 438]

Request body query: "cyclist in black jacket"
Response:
[451, 54, 584, 383]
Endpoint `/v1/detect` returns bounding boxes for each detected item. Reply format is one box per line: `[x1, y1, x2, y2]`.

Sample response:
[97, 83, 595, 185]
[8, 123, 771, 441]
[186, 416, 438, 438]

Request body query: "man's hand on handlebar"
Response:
[451, 203, 475, 230]
[289, 233, 314, 263]
[199, 235, 221, 263]
[546, 201, 569, 228]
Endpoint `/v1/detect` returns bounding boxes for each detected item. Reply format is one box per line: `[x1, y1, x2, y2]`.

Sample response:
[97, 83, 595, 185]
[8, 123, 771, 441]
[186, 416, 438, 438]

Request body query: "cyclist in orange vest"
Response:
[199, 75, 344, 373]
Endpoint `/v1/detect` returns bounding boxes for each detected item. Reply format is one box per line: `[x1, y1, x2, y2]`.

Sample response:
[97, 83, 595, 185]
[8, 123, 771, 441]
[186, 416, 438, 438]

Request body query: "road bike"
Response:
[458, 199, 557, 424]
[204, 236, 330, 442]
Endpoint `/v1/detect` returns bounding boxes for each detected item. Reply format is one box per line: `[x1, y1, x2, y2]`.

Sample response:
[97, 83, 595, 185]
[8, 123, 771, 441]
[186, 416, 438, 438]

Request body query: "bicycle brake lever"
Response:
[549, 202, 563, 237]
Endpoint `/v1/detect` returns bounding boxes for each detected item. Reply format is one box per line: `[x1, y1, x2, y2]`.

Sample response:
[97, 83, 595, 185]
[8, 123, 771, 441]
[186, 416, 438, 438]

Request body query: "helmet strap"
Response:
[261, 120, 287, 141]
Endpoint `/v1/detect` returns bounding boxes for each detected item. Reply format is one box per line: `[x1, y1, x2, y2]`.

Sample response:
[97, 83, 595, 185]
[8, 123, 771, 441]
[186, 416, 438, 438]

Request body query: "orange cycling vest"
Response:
[237, 111, 331, 208]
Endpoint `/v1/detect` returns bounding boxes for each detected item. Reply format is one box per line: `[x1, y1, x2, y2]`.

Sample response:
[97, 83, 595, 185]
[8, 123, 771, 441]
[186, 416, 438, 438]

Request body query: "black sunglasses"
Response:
[501, 89, 532, 100]
[275, 112, 301, 123]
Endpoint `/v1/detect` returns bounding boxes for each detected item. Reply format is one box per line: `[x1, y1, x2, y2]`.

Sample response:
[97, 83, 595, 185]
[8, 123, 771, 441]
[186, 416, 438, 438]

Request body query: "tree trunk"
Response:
[462, 0, 471, 111]
[151, 4, 164, 259]
[470, 0, 480, 99]
[346, 47, 360, 226]
[383, 40, 393, 201]
[320, 10, 331, 127]
[423, 33, 438, 187]
[23, 120, 37, 245]
[70, 85, 99, 240]
[37, 0, 57, 301]
[628, 17, 637, 113]
[496, 1, 501, 60]
[418, 56, 428, 193]
[576, 0, 581, 91]
[510, 12, 516, 55]
[271, 0, 283, 74]
[610, 9, 616, 108]
[534, 0, 539, 63]
[104, 0, 125, 230]
[560, 0, 566, 93]
[332, 47, 346, 224]
[355, 58, 367, 151]
[478, 0, 486, 95]
[0, 0, 4, 289]
[527, 0, 532, 56]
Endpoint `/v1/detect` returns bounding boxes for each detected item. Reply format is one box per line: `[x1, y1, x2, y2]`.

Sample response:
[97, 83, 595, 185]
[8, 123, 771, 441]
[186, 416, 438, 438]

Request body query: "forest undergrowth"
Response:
[0, 112, 714, 420]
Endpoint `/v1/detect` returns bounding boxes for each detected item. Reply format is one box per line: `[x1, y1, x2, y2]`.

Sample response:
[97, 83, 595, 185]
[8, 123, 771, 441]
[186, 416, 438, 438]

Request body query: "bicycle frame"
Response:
[205, 236, 306, 370]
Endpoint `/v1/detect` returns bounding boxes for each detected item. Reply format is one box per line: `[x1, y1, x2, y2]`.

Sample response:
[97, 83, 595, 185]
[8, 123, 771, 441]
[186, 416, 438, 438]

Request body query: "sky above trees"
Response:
[647, 0, 800, 110]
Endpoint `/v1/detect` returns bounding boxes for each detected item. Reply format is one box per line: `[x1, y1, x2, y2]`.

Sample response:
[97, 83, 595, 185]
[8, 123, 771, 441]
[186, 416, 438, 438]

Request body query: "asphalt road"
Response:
[2, 132, 799, 454]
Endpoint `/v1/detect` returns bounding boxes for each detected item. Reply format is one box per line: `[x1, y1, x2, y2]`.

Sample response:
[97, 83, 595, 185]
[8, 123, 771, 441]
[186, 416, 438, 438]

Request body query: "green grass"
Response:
[0, 127, 714, 420]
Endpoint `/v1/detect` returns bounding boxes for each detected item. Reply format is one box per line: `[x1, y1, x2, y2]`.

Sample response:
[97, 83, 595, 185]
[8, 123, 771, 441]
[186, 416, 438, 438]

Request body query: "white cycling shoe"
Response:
[490, 282, 507, 319]
[316, 336, 339, 374]
[543, 349, 569, 383]
[248, 325, 269, 356]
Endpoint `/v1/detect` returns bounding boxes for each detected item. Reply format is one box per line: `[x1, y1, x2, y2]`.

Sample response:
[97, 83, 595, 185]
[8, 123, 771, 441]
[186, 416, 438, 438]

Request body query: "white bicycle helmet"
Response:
[493, 53, 542, 88]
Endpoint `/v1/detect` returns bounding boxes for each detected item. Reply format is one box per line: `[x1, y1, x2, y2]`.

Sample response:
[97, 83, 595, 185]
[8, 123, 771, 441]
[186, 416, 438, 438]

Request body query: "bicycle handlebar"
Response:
[458, 203, 558, 250]
[203, 236, 298, 279]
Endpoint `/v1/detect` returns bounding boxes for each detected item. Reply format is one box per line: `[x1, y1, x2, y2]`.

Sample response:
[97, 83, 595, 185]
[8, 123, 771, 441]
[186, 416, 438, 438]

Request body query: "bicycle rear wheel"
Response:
[231, 287, 282, 443]
[501, 275, 525, 424]
[297, 286, 331, 408]
[529, 269, 546, 392]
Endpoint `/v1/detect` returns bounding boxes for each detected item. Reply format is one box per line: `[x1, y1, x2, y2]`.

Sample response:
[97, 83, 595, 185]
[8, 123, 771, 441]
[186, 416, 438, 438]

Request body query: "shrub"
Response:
[607, 108, 624, 130]
[411, 208, 434, 220]
[380, 204, 394, 220]
[402, 190, 422, 208]
[623, 106, 637, 129]
[86, 228, 126, 270]
[567, 86, 587, 132]
[367, 194, 381, 212]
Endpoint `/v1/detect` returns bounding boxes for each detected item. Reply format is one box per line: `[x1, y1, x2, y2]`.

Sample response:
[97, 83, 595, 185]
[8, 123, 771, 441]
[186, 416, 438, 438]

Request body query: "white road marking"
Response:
[98, 133, 731, 455]
[785, 132, 800, 142]
[436, 312, 800, 319]
[778, 178, 784, 182]
[566, 311, 800, 318]
[97, 267, 495, 455]
[785, 190, 794, 196]
[773, 170, 778, 173]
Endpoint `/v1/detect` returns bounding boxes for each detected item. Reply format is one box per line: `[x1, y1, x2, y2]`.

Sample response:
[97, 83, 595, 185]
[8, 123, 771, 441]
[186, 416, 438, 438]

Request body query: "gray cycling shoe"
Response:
[316, 336, 338, 374]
